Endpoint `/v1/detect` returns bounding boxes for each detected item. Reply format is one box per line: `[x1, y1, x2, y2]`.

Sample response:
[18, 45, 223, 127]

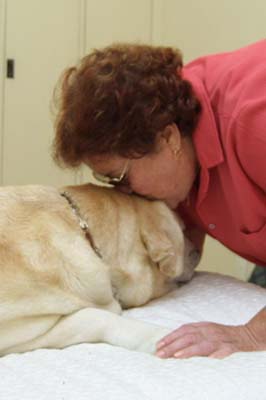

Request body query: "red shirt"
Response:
[178, 40, 266, 265]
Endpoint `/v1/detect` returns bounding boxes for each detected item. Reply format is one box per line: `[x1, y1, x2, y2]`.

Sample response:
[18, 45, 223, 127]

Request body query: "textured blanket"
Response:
[1, 272, 266, 400]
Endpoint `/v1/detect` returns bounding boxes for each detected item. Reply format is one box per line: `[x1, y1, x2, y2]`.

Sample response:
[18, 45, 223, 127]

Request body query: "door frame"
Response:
[0, 0, 7, 184]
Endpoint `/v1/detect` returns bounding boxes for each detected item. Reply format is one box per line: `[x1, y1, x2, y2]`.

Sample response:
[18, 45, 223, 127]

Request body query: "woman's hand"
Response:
[156, 306, 266, 359]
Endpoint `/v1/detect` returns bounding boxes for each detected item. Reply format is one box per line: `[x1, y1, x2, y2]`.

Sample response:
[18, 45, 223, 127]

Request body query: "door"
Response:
[2, 0, 82, 185]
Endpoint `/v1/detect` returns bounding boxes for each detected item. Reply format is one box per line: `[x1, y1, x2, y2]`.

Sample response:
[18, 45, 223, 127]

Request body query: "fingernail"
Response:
[174, 351, 183, 358]
[156, 341, 165, 350]
[156, 350, 166, 358]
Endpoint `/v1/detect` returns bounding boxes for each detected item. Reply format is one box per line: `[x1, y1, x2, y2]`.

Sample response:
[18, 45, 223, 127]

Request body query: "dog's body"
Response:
[0, 183, 198, 356]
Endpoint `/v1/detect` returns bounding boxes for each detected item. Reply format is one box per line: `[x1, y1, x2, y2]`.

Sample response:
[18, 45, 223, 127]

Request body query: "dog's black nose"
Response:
[189, 249, 201, 268]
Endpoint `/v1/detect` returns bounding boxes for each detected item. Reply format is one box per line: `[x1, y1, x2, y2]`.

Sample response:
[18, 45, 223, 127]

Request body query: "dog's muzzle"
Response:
[176, 237, 201, 282]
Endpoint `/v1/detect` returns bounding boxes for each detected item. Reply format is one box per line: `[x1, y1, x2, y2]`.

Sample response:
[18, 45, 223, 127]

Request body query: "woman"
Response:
[53, 40, 266, 358]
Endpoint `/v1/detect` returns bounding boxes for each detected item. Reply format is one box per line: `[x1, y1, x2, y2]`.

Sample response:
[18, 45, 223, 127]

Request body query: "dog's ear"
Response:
[138, 202, 185, 279]
[141, 229, 179, 278]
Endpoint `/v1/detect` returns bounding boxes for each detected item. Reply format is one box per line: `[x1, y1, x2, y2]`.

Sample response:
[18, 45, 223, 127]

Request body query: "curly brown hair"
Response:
[53, 43, 201, 168]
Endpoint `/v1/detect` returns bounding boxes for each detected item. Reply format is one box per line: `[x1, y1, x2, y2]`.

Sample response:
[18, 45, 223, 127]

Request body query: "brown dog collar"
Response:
[60, 191, 102, 259]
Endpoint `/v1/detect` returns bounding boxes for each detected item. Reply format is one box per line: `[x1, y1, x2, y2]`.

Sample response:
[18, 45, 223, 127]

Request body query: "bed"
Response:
[0, 271, 266, 400]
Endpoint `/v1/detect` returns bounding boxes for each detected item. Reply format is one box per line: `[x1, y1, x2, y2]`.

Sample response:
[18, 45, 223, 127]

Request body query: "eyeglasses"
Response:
[92, 159, 130, 186]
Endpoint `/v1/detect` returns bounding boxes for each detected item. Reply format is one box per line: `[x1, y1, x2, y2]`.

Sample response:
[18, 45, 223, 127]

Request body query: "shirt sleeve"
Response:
[234, 102, 266, 193]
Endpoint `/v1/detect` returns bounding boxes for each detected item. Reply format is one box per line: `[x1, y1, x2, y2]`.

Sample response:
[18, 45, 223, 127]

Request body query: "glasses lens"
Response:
[92, 160, 130, 186]
[92, 171, 112, 184]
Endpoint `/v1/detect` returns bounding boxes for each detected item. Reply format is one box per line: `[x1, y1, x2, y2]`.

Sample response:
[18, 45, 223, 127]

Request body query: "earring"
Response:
[173, 147, 182, 159]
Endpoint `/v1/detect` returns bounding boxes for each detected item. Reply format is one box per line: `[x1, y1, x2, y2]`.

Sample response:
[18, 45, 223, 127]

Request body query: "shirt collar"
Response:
[182, 65, 225, 207]
[182, 66, 224, 170]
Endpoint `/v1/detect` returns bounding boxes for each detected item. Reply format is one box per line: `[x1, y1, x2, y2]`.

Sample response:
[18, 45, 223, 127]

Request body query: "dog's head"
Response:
[110, 193, 201, 308]
[65, 184, 200, 309]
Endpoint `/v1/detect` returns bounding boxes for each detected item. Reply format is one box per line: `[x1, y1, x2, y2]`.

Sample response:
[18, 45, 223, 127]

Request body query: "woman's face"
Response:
[86, 124, 199, 209]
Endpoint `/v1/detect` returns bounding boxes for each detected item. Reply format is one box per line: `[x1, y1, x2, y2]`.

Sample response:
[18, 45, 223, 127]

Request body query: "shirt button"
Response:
[208, 223, 216, 230]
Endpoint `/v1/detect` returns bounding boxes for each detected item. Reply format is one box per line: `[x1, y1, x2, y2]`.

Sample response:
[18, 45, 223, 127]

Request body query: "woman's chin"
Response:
[165, 198, 179, 209]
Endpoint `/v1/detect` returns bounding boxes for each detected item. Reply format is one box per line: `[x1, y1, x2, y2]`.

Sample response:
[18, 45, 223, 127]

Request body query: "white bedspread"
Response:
[1, 272, 266, 400]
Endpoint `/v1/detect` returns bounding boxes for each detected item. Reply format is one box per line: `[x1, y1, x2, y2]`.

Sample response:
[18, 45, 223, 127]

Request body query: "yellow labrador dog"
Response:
[0, 183, 199, 357]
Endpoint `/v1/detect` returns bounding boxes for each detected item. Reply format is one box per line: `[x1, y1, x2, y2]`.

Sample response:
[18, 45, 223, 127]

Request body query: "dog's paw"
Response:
[136, 327, 170, 355]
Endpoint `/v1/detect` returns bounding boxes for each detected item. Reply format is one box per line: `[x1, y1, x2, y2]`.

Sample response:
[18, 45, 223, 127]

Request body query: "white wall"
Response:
[151, 0, 265, 62]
